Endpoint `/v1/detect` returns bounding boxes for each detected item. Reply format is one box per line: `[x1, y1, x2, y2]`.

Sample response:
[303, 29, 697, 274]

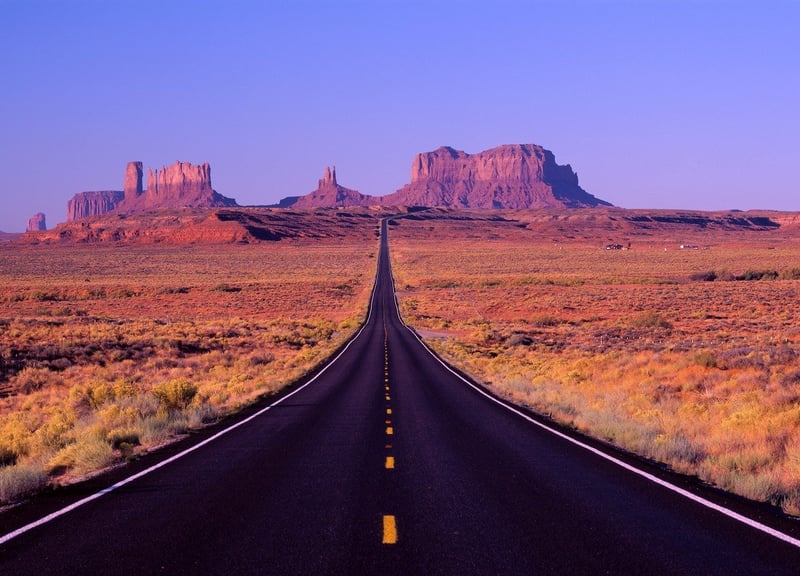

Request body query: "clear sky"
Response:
[1, 0, 798, 232]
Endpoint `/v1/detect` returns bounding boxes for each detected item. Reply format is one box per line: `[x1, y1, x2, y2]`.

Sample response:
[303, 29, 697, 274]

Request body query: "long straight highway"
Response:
[2, 219, 800, 574]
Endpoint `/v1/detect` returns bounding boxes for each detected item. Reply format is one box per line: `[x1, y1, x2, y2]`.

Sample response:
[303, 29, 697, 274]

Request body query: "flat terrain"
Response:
[389, 209, 800, 516]
[0, 219, 378, 502]
[2, 219, 799, 575]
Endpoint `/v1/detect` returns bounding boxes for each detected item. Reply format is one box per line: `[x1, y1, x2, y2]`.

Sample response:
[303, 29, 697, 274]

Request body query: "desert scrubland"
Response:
[0, 240, 376, 504]
[389, 212, 800, 516]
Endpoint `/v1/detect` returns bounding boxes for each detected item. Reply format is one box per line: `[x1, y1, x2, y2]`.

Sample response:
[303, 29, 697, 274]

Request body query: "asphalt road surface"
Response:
[2, 219, 800, 575]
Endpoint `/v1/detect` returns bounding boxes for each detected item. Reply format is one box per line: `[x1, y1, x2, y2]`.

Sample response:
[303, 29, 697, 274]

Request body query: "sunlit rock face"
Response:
[66, 161, 237, 221]
[384, 144, 611, 209]
[279, 144, 611, 209]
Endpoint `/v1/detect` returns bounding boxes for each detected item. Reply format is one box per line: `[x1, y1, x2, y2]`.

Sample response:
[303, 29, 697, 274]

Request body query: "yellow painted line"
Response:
[386, 426, 394, 435]
[382, 515, 398, 544]
[386, 408, 392, 415]
[385, 395, 391, 401]
[385, 419, 392, 425]
[385, 456, 395, 469]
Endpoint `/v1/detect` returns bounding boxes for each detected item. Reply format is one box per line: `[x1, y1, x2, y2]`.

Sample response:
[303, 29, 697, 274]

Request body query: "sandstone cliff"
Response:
[124, 161, 143, 202]
[382, 144, 610, 209]
[292, 166, 374, 208]
[121, 161, 237, 212]
[67, 190, 125, 221]
[26, 213, 47, 232]
[278, 144, 611, 209]
[66, 160, 237, 221]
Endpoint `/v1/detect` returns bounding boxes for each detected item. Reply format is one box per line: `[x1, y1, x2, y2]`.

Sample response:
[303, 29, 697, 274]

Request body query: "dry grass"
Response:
[389, 213, 800, 516]
[0, 239, 377, 504]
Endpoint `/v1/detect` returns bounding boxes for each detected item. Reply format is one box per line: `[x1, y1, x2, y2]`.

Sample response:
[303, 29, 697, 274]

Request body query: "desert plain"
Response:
[3, 206, 800, 518]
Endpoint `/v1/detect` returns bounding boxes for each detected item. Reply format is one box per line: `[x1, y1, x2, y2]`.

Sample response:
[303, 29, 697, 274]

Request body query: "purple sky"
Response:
[2, 0, 798, 232]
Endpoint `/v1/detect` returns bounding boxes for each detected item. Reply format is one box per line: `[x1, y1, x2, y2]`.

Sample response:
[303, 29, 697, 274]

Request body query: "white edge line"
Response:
[0, 238, 383, 547]
[383, 221, 800, 551]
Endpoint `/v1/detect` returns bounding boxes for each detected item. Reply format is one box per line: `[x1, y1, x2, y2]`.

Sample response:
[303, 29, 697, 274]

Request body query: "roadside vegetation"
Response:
[389, 217, 800, 516]
[0, 241, 376, 505]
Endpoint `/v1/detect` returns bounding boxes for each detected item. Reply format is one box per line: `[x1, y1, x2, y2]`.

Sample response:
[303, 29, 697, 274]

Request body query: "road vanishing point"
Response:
[2, 219, 800, 575]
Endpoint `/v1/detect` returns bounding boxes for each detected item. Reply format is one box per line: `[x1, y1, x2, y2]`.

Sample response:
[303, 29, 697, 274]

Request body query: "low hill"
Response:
[17, 206, 800, 246]
[18, 207, 389, 245]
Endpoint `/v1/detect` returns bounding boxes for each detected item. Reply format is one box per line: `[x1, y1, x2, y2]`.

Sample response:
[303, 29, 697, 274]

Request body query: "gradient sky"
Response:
[1, 0, 798, 232]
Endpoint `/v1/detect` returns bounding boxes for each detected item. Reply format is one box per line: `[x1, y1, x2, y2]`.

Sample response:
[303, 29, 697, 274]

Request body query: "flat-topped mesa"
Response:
[26, 212, 47, 232]
[67, 190, 125, 221]
[386, 144, 610, 209]
[293, 166, 374, 208]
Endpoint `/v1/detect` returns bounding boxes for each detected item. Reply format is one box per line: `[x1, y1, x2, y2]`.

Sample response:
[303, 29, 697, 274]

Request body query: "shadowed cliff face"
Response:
[26, 212, 47, 232]
[66, 161, 236, 221]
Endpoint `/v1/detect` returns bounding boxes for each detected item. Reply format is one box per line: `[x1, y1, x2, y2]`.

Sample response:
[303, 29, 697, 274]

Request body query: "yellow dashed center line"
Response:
[382, 515, 398, 544]
[382, 335, 398, 546]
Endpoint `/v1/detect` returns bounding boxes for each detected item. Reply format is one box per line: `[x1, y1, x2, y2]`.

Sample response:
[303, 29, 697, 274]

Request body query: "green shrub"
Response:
[629, 311, 673, 329]
[14, 367, 55, 394]
[694, 351, 718, 368]
[48, 436, 115, 475]
[211, 283, 241, 293]
[106, 429, 141, 450]
[0, 463, 48, 503]
[152, 378, 198, 411]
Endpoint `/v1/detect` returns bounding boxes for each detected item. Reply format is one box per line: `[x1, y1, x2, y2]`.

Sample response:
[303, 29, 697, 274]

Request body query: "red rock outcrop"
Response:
[278, 144, 611, 209]
[119, 161, 236, 212]
[67, 190, 125, 221]
[124, 161, 143, 202]
[383, 144, 610, 208]
[25, 212, 47, 232]
[26, 213, 47, 232]
[66, 161, 237, 221]
[292, 166, 374, 208]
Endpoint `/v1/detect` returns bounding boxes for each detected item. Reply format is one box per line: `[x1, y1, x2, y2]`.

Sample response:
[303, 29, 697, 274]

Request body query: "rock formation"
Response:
[122, 161, 236, 211]
[383, 144, 610, 209]
[67, 190, 125, 221]
[66, 160, 237, 221]
[26, 213, 47, 232]
[292, 166, 374, 208]
[145, 162, 212, 203]
[124, 161, 143, 202]
[278, 144, 611, 209]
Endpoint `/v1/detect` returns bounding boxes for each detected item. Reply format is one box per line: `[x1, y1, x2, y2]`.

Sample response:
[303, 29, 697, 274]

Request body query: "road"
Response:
[2, 219, 800, 574]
